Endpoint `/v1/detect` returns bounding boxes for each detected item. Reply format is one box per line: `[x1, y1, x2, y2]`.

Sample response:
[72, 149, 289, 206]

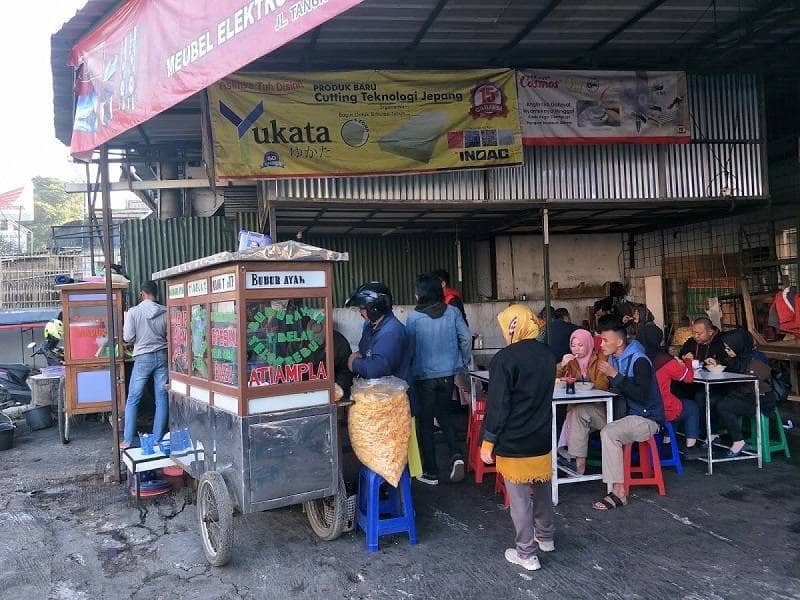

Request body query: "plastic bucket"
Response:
[0, 414, 14, 451]
[25, 405, 53, 431]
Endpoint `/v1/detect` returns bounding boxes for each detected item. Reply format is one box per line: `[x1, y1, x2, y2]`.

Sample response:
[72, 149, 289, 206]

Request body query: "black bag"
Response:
[763, 368, 791, 414]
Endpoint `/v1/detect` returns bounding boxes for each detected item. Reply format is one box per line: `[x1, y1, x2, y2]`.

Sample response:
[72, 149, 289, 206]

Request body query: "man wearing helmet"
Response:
[345, 282, 411, 387]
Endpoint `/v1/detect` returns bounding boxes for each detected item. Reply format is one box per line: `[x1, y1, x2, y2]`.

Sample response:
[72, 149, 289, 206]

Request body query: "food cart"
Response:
[153, 241, 350, 566]
[58, 281, 128, 444]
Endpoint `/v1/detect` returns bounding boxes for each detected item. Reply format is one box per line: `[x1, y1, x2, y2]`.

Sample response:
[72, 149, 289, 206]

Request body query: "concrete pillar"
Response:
[159, 161, 181, 220]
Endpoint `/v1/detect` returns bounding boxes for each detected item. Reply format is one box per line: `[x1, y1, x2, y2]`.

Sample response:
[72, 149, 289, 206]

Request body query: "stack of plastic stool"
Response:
[623, 436, 666, 496]
[356, 465, 417, 553]
[467, 401, 496, 483]
[494, 472, 510, 507]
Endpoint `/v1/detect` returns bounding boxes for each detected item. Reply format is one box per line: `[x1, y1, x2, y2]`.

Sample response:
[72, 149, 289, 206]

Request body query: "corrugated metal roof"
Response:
[52, 0, 800, 145]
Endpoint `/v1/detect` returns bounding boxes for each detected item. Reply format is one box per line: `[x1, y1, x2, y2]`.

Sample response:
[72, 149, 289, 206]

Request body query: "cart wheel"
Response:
[304, 473, 347, 541]
[197, 471, 233, 567]
[57, 382, 69, 445]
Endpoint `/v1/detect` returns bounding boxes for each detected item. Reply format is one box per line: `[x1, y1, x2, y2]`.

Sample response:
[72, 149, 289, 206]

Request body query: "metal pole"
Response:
[543, 208, 551, 345]
[85, 163, 96, 276]
[100, 147, 122, 483]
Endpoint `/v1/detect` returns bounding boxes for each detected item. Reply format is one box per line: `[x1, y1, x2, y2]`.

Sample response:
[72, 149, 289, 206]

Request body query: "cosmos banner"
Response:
[207, 69, 522, 178]
[516, 70, 691, 145]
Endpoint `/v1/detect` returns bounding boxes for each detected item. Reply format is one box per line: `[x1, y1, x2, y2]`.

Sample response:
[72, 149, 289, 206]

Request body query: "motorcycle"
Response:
[28, 339, 64, 367]
[0, 361, 32, 405]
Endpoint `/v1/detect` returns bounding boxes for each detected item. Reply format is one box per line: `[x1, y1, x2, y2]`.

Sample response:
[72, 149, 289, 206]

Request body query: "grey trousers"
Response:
[568, 405, 660, 491]
[505, 479, 555, 560]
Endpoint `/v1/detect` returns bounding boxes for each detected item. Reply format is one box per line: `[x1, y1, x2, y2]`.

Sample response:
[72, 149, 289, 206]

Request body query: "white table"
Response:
[551, 389, 616, 505]
[468, 371, 616, 505]
[694, 369, 762, 474]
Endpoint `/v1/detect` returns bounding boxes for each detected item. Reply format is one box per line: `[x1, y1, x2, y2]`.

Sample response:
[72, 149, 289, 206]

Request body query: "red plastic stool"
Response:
[624, 437, 666, 496]
[494, 472, 510, 507]
[467, 410, 496, 483]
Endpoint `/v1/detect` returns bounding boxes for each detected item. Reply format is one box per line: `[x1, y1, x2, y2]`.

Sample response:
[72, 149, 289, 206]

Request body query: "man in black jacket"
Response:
[568, 322, 664, 511]
[679, 317, 726, 364]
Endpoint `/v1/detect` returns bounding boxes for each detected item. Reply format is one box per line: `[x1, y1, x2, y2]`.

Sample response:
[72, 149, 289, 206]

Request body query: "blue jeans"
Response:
[673, 397, 700, 440]
[124, 349, 168, 445]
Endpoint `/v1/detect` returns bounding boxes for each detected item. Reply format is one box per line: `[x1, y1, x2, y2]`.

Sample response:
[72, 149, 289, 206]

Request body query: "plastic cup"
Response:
[140, 433, 155, 455]
[158, 439, 171, 456]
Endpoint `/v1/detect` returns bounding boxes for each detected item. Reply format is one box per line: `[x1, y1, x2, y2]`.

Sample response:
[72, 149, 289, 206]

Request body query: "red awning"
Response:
[67, 0, 364, 157]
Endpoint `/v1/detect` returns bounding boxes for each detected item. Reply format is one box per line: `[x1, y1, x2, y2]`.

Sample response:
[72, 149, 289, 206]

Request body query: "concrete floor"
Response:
[1, 408, 800, 600]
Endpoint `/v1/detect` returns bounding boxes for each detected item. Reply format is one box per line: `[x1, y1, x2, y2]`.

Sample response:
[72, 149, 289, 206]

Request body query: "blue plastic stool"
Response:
[356, 466, 417, 553]
[655, 422, 684, 475]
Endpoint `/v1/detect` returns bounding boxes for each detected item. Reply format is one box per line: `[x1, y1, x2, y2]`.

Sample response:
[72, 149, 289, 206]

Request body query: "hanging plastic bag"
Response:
[348, 376, 410, 487]
[407, 417, 423, 478]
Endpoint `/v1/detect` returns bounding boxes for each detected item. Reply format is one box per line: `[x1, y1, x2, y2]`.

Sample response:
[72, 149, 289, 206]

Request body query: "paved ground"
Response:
[2, 407, 800, 600]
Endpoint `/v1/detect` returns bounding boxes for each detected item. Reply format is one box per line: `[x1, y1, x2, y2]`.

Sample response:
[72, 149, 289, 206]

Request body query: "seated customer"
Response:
[711, 329, 773, 457]
[567, 321, 664, 510]
[679, 317, 726, 364]
[639, 323, 702, 460]
[556, 329, 609, 389]
[555, 329, 609, 459]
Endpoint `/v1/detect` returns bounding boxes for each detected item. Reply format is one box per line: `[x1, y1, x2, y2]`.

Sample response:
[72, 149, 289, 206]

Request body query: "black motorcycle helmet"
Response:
[345, 282, 393, 322]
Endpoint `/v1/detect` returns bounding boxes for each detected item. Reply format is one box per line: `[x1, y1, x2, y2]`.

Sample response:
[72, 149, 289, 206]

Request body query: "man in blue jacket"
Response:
[345, 282, 411, 388]
[567, 321, 664, 511]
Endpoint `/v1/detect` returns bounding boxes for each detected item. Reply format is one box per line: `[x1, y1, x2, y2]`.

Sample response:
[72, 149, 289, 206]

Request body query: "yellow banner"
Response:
[208, 69, 522, 178]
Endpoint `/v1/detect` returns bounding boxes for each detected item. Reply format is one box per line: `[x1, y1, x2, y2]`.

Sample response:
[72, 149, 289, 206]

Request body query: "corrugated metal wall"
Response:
[124, 215, 475, 305]
[260, 73, 764, 204]
[122, 217, 236, 303]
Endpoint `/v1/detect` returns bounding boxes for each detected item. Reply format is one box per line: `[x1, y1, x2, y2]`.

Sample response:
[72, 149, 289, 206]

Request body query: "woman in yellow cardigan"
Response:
[556, 328, 610, 390]
[480, 305, 556, 572]
[555, 329, 610, 457]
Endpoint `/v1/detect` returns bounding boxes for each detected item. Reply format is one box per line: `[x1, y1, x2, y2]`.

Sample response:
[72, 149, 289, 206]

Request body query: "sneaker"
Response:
[449, 459, 465, 482]
[504, 548, 541, 571]
[416, 473, 439, 486]
[534, 537, 554, 552]
[683, 445, 703, 460]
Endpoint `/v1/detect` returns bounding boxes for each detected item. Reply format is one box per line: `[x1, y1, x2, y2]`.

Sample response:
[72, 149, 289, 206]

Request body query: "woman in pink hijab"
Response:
[555, 329, 609, 456]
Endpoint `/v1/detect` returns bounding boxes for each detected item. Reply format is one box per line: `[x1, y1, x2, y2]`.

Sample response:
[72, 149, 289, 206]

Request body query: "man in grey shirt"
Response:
[121, 281, 168, 448]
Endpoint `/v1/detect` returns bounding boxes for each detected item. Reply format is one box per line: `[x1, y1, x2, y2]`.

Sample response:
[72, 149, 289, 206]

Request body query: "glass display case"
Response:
[57, 281, 128, 443]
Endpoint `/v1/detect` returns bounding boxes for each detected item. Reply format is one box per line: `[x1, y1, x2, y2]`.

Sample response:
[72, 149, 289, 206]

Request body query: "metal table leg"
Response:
[705, 382, 713, 475]
[755, 380, 762, 468]
[604, 397, 613, 492]
[551, 402, 558, 505]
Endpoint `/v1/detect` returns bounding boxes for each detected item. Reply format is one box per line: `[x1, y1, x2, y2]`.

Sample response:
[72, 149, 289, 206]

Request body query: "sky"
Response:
[0, 1, 88, 192]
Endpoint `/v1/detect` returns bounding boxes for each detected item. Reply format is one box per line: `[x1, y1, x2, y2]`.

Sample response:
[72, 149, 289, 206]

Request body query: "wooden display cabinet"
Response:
[58, 282, 127, 441]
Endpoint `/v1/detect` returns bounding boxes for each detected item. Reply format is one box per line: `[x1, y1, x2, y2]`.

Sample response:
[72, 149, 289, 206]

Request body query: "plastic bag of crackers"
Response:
[348, 376, 411, 487]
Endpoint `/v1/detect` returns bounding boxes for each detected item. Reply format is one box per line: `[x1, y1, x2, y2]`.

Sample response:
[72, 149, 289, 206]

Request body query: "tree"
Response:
[29, 177, 84, 253]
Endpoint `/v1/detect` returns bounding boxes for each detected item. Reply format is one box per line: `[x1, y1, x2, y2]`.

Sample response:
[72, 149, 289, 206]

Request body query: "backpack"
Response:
[769, 368, 791, 405]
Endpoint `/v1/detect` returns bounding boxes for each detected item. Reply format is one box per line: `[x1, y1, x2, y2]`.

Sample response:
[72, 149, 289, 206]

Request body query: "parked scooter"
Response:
[28, 339, 64, 367]
[0, 362, 32, 405]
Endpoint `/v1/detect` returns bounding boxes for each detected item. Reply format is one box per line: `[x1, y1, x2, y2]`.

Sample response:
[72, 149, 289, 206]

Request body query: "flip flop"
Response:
[592, 492, 628, 511]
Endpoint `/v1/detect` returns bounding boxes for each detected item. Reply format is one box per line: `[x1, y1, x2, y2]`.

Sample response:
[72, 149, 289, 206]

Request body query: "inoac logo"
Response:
[219, 100, 264, 139]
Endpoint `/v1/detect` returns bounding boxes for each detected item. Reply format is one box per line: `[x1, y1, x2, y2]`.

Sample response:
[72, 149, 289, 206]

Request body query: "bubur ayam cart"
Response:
[153, 242, 350, 566]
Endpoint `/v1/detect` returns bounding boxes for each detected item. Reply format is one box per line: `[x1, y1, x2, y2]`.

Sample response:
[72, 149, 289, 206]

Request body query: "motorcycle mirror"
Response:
[27, 342, 36, 349]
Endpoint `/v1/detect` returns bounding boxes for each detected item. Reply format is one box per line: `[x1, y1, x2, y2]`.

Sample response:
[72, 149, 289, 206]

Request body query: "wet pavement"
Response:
[1, 409, 800, 600]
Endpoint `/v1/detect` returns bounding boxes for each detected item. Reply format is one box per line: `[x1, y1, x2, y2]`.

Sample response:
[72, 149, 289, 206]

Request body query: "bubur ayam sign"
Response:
[246, 300, 327, 387]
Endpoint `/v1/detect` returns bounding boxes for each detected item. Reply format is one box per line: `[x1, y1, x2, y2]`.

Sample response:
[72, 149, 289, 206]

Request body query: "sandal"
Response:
[592, 492, 628, 511]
